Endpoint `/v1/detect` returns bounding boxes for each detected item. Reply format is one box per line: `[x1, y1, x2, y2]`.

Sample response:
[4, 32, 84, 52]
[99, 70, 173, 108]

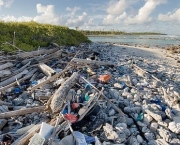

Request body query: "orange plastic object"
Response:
[64, 114, 78, 123]
[72, 103, 79, 110]
[98, 74, 111, 83]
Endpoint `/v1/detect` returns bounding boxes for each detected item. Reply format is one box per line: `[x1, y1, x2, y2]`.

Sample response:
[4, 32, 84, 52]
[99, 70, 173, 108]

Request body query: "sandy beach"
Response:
[113, 44, 178, 66]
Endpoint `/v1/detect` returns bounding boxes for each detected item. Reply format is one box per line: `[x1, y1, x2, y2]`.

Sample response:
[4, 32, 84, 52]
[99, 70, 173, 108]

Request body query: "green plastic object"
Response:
[85, 92, 90, 101]
[136, 113, 144, 121]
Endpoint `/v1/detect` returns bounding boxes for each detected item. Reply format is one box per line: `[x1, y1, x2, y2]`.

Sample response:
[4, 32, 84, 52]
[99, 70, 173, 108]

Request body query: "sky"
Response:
[0, 0, 180, 35]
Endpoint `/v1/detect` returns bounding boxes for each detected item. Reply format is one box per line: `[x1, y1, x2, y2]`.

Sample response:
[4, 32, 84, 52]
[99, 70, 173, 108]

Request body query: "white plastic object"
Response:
[28, 133, 45, 145]
[39, 122, 54, 140]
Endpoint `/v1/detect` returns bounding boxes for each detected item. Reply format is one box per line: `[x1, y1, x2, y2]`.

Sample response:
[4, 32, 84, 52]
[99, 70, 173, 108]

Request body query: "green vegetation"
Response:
[80, 30, 166, 36]
[0, 21, 90, 53]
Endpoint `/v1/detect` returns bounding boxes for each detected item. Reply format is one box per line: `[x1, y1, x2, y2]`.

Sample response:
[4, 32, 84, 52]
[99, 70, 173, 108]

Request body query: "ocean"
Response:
[88, 35, 180, 48]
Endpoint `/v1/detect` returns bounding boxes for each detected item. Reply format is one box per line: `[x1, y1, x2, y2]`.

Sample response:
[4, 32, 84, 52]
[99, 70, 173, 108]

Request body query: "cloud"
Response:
[4, 0, 14, 8]
[84, 18, 95, 26]
[0, 0, 4, 7]
[33, 4, 60, 24]
[66, 6, 80, 15]
[66, 12, 88, 26]
[103, 12, 127, 24]
[107, 0, 128, 15]
[125, 0, 167, 24]
[1, 4, 93, 28]
[0, 0, 14, 8]
[103, 0, 136, 25]
[1, 15, 32, 22]
[158, 8, 180, 22]
[1, 4, 61, 25]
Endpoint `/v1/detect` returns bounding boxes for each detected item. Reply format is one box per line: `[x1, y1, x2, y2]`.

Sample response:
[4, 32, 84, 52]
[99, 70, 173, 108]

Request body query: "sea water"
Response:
[88, 35, 180, 48]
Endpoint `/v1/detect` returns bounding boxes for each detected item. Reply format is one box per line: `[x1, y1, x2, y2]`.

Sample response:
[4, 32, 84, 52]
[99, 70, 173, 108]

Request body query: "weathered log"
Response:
[11, 124, 41, 145]
[0, 106, 45, 119]
[0, 69, 28, 87]
[50, 72, 79, 113]
[36, 49, 62, 62]
[72, 58, 115, 66]
[0, 119, 7, 130]
[0, 68, 37, 92]
[14, 61, 31, 74]
[0, 70, 11, 77]
[38, 63, 56, 76]
[38, 96, 51, 100]
[29, 66, 72, 92]
[14, 48, 59, 59]
[0, 62, 13, 71]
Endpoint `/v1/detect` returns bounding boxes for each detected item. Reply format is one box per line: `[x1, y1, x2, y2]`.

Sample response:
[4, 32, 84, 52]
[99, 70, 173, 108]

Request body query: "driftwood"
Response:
[132, 64, 162, 83]
[50, 72, 79, 113]
[11, 124, 41, 145]
[0, 106, 45, 119]
[38, 63, 56, 76]
[72, 58, 115, 66]
[14, 48, 59, 59]
[14, 61, 31, 74]
[0, 70, 11, 77]
[29, 66, 72, 92]
[0, 69, 28, 87]
[36, 49, 62, 62]
[0, 68, 37, 92]
[0, 119, 7, 130]
[0, 62, 13, 71]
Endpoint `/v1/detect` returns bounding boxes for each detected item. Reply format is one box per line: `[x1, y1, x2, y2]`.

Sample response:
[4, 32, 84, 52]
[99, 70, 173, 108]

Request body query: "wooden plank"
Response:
[0, 106, 45, 119]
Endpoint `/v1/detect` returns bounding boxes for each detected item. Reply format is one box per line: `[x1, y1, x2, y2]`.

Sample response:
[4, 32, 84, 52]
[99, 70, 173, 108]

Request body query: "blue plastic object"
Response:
[151, 99, 166, 112]
[84, 134, 95, 143]
[31, 81, 38, 86]
[14, 87, 20, 94]
[62, 109, 68, 114]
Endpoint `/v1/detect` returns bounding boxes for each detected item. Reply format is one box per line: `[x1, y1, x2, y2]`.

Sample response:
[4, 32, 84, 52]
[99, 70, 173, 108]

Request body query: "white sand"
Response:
[113, 44, 178, 66]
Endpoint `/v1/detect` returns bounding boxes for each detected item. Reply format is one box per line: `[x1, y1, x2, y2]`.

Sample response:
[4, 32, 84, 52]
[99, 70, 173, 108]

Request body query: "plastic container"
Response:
[39, 122, 54, 140]
[28, 133, 45, 145]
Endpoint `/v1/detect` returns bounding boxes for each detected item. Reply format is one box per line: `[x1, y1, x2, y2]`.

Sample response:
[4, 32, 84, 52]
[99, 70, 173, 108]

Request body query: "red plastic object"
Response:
[72, 103, 79, 110]
[64, 114, 78, 123]
[98, 74, 111, 83]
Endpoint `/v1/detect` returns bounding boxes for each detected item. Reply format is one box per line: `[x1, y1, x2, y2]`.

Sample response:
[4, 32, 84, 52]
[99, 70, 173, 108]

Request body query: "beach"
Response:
[112, 44, 178, 66]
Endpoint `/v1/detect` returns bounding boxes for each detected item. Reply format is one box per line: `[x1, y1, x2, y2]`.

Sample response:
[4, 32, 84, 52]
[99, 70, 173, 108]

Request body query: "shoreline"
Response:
[100, 42, 179, 66]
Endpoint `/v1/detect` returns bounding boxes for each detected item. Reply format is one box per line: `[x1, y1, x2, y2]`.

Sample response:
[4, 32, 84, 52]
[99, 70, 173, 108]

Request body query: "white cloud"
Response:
[0, 0, 14, 8]
[33, 4, 60, 24]
[0, 4, 93, 28]
[103, 12, 127, 24]
[1, 15, 32, 22]
[0, 0, 4, 7]
[1, 4, 61, 25]
[125, 0, 167, 24]
[84, 18, 95, 26]
[4, 0, 14, 8]
[66, 12, 88, 26]
[103, 0, 136, 25]
[66, 6, 80, 15]
[107, 0, 127, 15]
[158, 8, 180, 22]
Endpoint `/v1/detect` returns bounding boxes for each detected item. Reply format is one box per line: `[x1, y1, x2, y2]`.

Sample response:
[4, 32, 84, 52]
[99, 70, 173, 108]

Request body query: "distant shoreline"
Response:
[86, 34, 166, 37]
[79, 30, 166, 36]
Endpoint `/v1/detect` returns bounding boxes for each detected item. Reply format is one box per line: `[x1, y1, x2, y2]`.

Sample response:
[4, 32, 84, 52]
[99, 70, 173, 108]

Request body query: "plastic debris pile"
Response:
[0, 42, 180, 145]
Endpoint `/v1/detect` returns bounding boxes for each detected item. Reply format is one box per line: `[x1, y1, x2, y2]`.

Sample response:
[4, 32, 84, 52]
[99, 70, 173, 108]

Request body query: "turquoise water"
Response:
[88, 35, 180, 48]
